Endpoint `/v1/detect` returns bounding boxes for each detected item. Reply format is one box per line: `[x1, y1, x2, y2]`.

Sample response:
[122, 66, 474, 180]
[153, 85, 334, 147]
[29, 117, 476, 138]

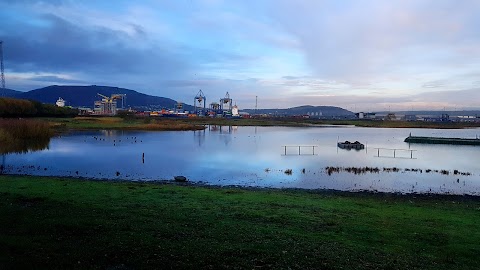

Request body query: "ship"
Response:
[55, 97, 65, 107]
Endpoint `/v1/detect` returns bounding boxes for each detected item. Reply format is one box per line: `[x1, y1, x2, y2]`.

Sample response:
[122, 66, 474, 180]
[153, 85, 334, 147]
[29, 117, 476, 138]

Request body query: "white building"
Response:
[232, 105, 239, 116]
[55, 97, 65, 107]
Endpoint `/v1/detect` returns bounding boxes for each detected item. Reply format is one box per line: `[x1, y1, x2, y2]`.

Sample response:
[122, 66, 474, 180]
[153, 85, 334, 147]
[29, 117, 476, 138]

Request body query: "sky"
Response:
[1, 0, 480, 111]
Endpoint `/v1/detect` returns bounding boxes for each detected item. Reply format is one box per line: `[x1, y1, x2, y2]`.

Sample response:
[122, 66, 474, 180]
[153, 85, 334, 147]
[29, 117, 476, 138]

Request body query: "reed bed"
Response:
[0, 119, 52, 154]
[0, 118, 53, 140]
[325, 166, 472, 176]
[140, 121, 205, 131]
[52, 117, 206, 131]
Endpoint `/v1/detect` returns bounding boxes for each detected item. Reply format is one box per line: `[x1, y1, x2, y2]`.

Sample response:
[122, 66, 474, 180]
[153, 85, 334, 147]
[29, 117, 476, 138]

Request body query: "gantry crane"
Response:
[220, 91, 232, 111]
[194, 90, 206, 115]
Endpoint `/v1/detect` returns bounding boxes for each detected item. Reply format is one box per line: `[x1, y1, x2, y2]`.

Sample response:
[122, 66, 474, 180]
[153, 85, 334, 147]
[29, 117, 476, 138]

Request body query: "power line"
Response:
[0, 41, 5, 97]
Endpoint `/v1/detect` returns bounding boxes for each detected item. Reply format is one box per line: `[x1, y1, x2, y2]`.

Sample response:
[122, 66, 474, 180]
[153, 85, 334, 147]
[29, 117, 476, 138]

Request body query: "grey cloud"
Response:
[29, 75, 86, 84]
[282, 75, 310, 80]
[413, 88, 480, 104]
[422, 80, 448, 88]
[2, 0, 69, 5]
[266, 1, 480, 84]
[3, 13, 192, 79]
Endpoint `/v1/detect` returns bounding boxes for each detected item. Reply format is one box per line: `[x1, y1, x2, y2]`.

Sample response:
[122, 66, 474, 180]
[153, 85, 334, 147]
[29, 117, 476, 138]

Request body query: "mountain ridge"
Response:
[3, 85, 353, 116]
[243, 105, 354, 117]
[10, 85, 192, 111]
[1, 88, 22, 97]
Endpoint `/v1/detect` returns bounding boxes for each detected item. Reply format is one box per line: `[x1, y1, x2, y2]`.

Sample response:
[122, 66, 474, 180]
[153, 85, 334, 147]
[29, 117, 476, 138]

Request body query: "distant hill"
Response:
[374, 110, 480, 117]
[15, 85, 193, 111]
[243, 105, 354, 117]
[1, 88, 22, 97]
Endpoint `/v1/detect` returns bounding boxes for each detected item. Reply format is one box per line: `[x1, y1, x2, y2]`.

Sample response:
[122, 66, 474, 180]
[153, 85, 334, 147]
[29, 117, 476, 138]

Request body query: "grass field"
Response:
[1, 175, 479, 269]
[46, 117, 206, 131]
[44, 116, 480, 131]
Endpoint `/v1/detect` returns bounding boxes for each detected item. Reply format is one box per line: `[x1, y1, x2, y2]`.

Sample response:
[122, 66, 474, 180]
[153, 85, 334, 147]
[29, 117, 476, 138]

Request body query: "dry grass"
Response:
[73, 116, 124, 122]
[0, 119, 53, 140]
[0, 119, 53, 154]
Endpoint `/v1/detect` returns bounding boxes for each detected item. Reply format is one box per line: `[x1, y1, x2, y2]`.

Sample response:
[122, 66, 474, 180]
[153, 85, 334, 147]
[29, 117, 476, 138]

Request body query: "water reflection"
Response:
[0, 136, 50, 174]
[193, 129, 205, 147]
[0, 137, 50, 154]
[0, 118, 52, 155]
[1, 154, 5, 174]
[4, 126, 480, 195]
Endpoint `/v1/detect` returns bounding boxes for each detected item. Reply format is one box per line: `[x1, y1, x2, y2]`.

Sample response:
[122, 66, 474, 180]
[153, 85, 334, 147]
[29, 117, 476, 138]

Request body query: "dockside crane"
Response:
[194, 90, 206, 115]
[96, 93, 123, 114]
[220, 91, 233, 111]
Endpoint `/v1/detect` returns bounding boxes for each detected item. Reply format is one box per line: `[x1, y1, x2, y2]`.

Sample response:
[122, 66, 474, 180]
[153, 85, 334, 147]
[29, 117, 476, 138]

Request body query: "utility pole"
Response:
[255, 95, 258, 115]
[0, 41, 5, 97]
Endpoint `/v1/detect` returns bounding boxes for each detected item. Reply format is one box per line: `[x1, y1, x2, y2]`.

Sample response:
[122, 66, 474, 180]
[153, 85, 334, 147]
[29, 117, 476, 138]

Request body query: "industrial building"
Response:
[94, 93, 126, 115]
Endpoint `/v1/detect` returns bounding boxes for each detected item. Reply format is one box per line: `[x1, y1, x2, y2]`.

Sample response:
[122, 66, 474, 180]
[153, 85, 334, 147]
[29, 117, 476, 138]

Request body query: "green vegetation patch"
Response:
[47, 117, 206, 131]
[44, 116, 480, 131]
[1, 175, 479, 269]
[0, 97, 78, 117]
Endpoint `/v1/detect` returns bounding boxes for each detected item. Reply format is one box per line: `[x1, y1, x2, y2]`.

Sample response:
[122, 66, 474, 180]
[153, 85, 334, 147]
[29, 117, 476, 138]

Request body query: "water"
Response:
[4, 126, 480, 195]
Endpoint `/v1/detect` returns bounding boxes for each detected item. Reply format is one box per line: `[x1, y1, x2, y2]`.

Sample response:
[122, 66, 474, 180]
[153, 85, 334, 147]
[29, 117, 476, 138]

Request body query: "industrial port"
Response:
[79, 90, 242, 118]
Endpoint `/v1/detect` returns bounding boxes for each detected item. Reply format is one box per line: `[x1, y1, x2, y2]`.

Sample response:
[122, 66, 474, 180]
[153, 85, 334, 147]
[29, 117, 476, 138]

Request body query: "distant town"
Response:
[58, 92, 480, 123]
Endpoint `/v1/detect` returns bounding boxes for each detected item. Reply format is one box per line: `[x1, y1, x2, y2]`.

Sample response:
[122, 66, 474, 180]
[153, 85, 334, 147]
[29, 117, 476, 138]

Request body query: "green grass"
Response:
[1, 175, 479, 269]
[44, 116, 480, 130]
[45, 117, 205, 131]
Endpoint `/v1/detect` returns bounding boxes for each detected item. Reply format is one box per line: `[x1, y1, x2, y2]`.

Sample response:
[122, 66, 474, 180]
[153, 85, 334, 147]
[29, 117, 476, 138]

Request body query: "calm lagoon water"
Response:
[4, 126, 480, 195]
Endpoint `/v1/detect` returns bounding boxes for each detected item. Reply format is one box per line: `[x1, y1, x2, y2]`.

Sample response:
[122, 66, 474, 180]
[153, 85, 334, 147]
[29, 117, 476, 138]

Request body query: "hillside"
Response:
[243, 105, 354, 117]
[15, 85, 193, 111]
[374, 110, 480, 117]
[1, 88, 22, 97]
[7, 85, 352, 115]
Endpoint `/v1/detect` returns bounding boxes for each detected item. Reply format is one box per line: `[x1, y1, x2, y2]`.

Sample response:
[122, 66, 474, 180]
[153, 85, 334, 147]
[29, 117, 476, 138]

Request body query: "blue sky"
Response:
[1, 0, 480, 111]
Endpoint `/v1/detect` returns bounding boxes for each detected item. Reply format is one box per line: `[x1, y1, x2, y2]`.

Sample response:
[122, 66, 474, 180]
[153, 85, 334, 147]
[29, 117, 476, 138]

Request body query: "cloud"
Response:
[2, 0, 479, 111]
[28, 75, 85, 84]
[422, 80, 448, 88]
[3, 14, 189, 76]
[267, 0, 480, 85]
[413, 88, 480, 105]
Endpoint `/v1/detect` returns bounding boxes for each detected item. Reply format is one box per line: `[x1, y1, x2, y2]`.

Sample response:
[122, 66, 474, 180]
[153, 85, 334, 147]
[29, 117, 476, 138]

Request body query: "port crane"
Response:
[96, 93, 123, 114]
[112, 93, 127, 109]
[194, 90, 206, 115]
[220, 91, 233, 111]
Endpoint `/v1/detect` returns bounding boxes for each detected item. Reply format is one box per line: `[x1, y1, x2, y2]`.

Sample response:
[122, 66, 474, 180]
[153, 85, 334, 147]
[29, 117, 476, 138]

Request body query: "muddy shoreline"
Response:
[4, 173, 480, 201]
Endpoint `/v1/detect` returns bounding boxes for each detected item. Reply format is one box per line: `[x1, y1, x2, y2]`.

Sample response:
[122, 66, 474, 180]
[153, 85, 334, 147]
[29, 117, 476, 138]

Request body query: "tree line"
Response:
[0, 97, 78, 117]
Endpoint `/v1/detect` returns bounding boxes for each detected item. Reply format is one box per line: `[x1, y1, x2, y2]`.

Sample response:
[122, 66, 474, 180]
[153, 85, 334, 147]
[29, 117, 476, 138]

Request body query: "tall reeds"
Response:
[0, 119, 52, 154]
